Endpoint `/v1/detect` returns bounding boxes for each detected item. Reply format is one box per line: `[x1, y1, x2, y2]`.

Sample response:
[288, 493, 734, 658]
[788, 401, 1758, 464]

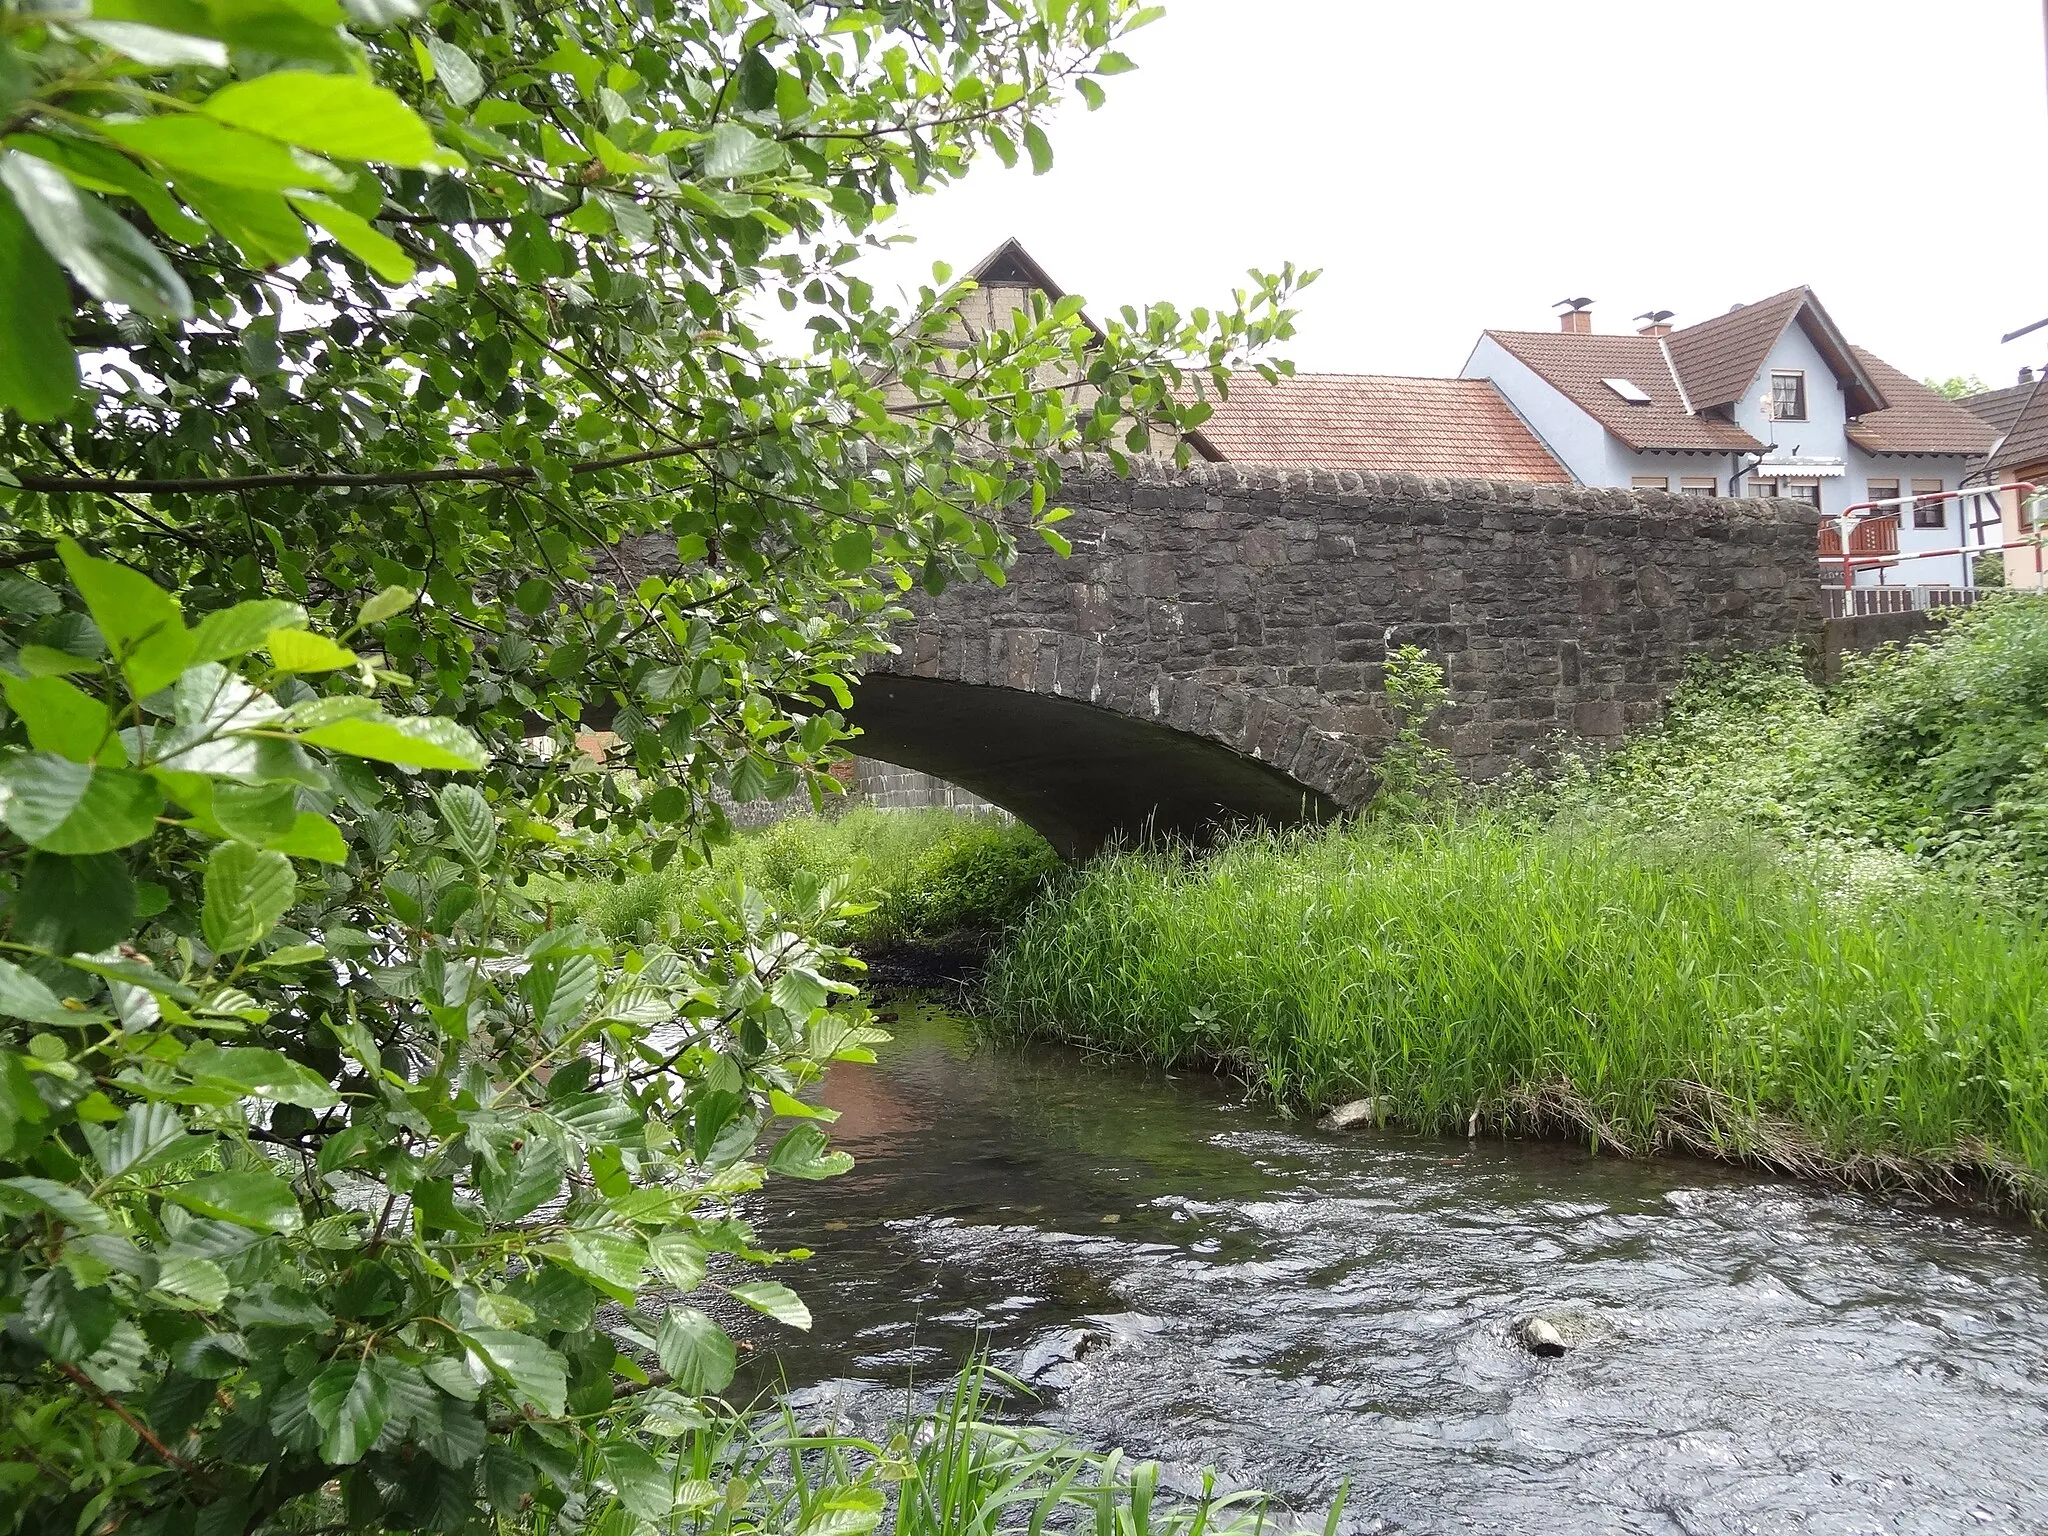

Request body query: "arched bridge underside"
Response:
[846, 464, 1824, 859]
[848, 673, 1355, 859]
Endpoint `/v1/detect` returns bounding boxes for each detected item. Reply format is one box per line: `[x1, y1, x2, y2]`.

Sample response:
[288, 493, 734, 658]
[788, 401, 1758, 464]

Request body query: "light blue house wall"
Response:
[1464, 323, 1984, 585]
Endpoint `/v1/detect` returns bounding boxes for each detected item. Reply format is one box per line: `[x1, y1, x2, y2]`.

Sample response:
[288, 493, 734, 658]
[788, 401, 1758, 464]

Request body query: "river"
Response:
[735, 1007, 2048, 1535]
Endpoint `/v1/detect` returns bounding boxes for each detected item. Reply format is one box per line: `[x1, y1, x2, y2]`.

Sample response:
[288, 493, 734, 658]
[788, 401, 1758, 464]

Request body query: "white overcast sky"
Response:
[851, 0, 2048, 389]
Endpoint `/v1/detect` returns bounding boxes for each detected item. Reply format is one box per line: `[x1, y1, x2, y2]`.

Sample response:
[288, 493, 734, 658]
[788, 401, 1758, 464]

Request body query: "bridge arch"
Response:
[850, 649, 1379, 858]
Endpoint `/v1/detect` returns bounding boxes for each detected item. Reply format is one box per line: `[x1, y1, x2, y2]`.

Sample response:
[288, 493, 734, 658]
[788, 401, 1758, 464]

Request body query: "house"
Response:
[1460, 290, 1999, 587]
[1961, 369, 2048, 592]
[942, 243, 2008, 594]
[946, 239, 1570, 483]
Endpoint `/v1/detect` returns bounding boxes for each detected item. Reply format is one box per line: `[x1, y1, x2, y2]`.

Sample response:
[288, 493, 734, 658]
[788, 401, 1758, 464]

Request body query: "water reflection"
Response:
[740, 1007, 2048, 1535]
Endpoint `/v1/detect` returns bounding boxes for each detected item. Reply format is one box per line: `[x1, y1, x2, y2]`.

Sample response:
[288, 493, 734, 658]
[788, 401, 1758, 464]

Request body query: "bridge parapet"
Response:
[854, 463, 1823, 854]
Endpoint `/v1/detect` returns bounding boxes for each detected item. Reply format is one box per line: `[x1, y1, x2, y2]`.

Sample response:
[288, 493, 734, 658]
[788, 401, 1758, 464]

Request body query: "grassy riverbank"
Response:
[985, 817, 2048, 1208]
[559, 806, 1060, 950]
[553, 605, 2048, 1209]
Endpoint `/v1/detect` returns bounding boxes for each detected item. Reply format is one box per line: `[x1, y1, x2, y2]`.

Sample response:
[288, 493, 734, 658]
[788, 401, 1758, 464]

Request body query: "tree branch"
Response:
[57, 1364, 200, 1473]
[5, 440, 734, 497]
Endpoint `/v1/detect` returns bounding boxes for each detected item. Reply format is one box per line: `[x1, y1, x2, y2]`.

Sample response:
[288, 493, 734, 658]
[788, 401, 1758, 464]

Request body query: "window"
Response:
[1770, 371, 1807, 421]
[1604, 378, 1653, 404]
[1867, 478, 1900, 509]
[1748, 478, 1780, 499]
[1679, 478, 1718, 498]
[1784, 479, 1822, 509]
[1631, 475, 1669, 492]
[1912, 478, 1946, 529]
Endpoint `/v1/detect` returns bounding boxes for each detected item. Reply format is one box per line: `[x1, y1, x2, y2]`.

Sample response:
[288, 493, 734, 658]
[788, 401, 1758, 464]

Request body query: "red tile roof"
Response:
[1490, 289, 1981, 458]
[1843, 349, 1998, 457]
[1196, 373, 1569, 482]
[1483, 330, 1762, 452]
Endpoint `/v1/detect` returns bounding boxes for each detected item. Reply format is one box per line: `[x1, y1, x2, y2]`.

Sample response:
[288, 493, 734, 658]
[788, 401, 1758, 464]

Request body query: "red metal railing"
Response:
[1819, 483, 2039, 589]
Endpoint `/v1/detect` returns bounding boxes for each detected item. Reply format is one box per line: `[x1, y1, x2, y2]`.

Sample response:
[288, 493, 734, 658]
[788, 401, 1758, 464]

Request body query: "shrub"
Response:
[1554, 597, 2048, 907]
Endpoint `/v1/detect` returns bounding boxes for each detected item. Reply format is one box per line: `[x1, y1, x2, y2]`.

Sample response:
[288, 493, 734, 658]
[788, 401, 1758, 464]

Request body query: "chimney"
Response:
[1553, 297, 1594, 334]
[1635, 309, 1674, 338]
[2021, 366, 2036, 385]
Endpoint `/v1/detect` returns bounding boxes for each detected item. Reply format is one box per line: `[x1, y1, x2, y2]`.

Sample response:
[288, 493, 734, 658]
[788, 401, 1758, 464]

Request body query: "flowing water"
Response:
[736, 1008, 2048, 1535]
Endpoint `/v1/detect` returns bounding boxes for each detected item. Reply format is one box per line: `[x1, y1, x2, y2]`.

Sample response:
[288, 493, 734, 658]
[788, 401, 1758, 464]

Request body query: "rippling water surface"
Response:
[736, 1009, 2048, 1535]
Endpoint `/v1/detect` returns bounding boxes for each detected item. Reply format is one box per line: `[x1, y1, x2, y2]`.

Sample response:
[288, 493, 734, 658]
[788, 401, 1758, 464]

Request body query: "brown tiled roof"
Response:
[1483, 330, 1762, 452]
[1663, 289, 1809, 411]
[1843, 349, 2000, 457]
[1664, 286, 1885, 416]
[1987, 377, 2048, 474]
[1196, 373, 1569, 481]
[1958, 379, 2037, 438]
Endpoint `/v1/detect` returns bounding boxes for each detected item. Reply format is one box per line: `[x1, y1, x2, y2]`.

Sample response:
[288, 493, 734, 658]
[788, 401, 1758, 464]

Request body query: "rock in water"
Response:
[1319, 1097, 1384, 1131]
[1519, 1317, 1568, 1357]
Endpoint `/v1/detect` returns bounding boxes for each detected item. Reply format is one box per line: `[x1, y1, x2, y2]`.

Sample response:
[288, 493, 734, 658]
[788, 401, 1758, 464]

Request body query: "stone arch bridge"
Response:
[849, 464, 1822, 857]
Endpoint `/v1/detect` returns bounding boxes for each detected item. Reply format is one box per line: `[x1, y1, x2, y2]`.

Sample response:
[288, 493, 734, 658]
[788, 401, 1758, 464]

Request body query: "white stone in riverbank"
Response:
[1319, 1097, 1385, 1130]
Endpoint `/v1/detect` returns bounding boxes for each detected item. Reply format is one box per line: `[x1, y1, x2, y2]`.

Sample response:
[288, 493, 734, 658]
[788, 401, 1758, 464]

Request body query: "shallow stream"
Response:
[739, 1009, 2048, 1534]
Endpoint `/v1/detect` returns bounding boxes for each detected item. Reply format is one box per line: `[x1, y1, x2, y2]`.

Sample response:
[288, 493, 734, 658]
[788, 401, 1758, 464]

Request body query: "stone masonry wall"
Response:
[852, 758, 1000, 814]
[877, 463, 1825, 797]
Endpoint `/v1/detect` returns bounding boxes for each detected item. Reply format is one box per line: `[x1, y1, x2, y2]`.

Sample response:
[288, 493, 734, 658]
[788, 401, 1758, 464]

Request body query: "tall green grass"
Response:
[985, 817, 2048, 1206]
[556, 807, 1061, 950]
[689, 1352, 1296, 1536]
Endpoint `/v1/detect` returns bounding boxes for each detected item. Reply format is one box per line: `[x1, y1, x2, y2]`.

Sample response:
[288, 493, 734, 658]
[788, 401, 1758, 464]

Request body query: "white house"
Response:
[1460, 289, 1998, 589]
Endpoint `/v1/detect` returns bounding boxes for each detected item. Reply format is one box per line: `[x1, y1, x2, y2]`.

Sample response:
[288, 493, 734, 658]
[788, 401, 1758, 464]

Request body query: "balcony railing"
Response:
[1822, 585, 1985, 618]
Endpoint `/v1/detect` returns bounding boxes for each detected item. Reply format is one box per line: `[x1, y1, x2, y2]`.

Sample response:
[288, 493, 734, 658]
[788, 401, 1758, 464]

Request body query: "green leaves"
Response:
[654, 1307, 735, 1397]
[1024, 121, 1055, 175]
[201, 842, 296, 953]
[554, 1229, 647, 1300]
[57, 537, 193, 697]
[17, 853, 136, 954]
[164, 1169, 301, 1231]
[1, 674, 116, 763]
[422, 35, 485, 107]
[464, 1330, 568, 1417]
[0, 0, 1289, 1526]
[436, 783, 495, 865]
[24, 1270, 117, 1362]
[703, 122, 783, 178]
[0, 152, 192, 320]
[766, 1124, 855, 1181]
[0, 961, 83, 1025]
[308, 1359, 390, 1463]
[0, 180, 79, 420]
[97, 116, 327, 193]
[201, 73, 441, 166]
[0, 1176, 112, 1233]
[182, 1044, 339, 1108]
[267, 628, 358, 673]
[729, 1280, 811, 1331]
[0, 755, 163, 854]
[599, 1440, 673, 1520]
[357, 586, 414, 627]
[296, 713, 487, 770]
[191, 599, 309, 664]
[289, 195, 416, 284]
[95, 1103, 190, 1179]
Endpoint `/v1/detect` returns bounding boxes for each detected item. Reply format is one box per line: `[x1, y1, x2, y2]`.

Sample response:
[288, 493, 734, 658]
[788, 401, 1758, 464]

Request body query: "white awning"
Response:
[1756, 457, 1848, 478]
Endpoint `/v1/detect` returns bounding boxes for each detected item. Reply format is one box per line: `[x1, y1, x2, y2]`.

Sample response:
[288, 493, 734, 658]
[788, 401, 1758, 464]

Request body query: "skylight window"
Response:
[1602, 377, 1653, 405]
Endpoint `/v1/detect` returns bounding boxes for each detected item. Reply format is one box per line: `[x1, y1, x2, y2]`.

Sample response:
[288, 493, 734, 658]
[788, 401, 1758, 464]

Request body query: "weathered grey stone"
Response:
[847, 464, 1823, 853]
